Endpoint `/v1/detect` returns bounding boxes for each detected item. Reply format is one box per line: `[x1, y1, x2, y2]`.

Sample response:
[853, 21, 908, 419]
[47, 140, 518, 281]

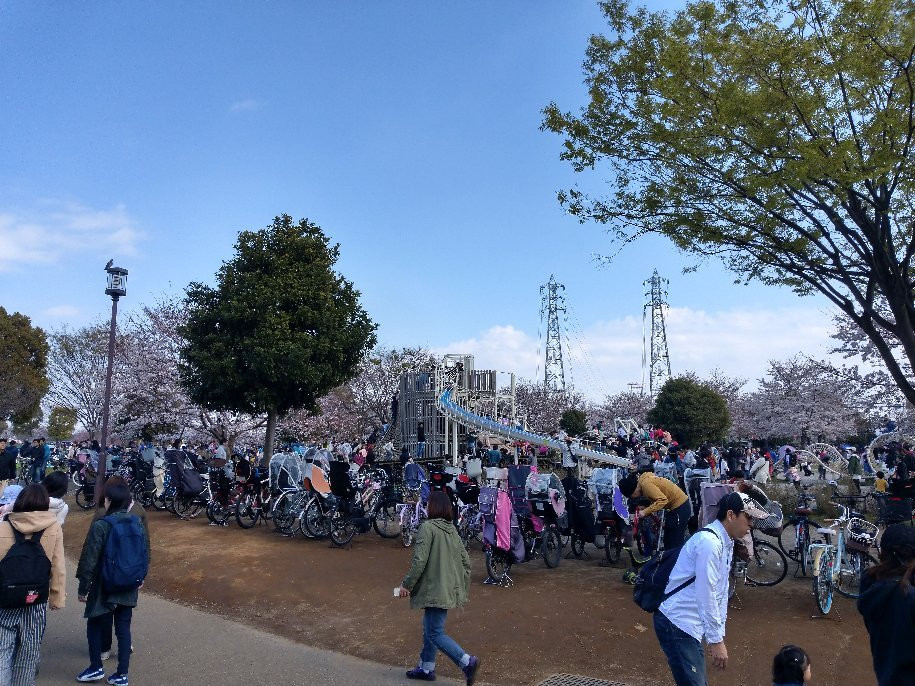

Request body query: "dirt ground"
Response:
[63, 505, 878, 686]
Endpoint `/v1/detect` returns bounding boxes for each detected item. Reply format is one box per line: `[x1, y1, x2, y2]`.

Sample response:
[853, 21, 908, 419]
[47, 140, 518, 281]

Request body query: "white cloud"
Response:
[0, 201, 143, 272]
[44, 305, 80, 318]
[229, 98, 262, 112]
[436, 305, 838, 400]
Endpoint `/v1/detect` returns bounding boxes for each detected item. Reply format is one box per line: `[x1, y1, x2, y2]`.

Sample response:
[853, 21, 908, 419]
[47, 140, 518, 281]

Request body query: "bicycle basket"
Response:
[755, 500, 784, 536]
[846, 517, 878, 552]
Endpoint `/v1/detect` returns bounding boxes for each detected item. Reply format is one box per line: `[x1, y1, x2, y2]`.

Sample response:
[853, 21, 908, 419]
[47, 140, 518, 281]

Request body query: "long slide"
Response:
[436, 388, 630, 468]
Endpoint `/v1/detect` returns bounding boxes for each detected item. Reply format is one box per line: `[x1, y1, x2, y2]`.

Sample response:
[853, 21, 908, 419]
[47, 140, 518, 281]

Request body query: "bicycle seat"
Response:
[795, 507, 813, 515]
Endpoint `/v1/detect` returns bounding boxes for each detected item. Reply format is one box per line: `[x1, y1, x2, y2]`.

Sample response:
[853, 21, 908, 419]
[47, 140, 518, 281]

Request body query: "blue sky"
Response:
[0, 1, 837, 396]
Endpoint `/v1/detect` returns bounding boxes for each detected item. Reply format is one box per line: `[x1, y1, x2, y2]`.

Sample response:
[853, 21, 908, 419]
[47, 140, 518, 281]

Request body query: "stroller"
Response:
[684, 467, 712, 533]
[589, 467, 629, 564]
[326, 460, 371, 546]
[562, 472, 597, 558]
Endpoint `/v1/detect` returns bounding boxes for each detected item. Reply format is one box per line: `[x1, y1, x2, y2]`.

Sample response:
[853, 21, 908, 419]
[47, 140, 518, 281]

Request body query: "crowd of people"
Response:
[0, 422, 912, 686]
[0, 436, 151, 686]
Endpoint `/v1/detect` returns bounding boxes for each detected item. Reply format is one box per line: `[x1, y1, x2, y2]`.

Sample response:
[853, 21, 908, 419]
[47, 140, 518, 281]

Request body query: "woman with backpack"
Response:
[0, 483, 65, 686]
[395, 491, 479, 685]
[88, 476, 149, 664]
[76, 482, 149, 686]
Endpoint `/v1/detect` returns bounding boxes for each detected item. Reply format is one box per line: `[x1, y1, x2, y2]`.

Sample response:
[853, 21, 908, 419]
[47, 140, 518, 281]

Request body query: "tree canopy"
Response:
[648, 377, 730, 446]
[179, 214, 377, 459]
[543, 0, 915, 405]
[560, 407, 588, 436]
[0, 307, 49, 425]
[47, 406, 77, 442]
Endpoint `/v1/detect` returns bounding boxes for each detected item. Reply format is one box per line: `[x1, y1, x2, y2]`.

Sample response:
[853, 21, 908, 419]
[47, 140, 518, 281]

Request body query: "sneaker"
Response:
[462, 656, 480, 686]
[405, 667, 436, 681]
[100, 651, 111, 661]
[107, 674, 128, 686]
[76, 667, 105, 682]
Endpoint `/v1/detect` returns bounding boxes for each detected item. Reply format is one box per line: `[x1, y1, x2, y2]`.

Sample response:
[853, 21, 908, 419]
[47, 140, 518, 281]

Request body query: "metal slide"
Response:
[436, 388, 631, 468]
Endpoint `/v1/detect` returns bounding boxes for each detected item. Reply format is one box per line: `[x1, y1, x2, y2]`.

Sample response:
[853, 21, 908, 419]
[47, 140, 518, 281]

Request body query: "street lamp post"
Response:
[94, 261, 128, 505]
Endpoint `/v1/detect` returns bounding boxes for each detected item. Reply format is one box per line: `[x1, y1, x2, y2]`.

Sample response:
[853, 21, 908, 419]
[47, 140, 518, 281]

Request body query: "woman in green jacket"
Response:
[396, 491, 479, 685]
[76, 482, 149, 686]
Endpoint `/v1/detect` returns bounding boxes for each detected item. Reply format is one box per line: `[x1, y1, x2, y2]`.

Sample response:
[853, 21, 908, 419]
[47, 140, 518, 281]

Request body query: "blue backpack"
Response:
[633, 527, 719, 612]
[101, 515, 148, 593]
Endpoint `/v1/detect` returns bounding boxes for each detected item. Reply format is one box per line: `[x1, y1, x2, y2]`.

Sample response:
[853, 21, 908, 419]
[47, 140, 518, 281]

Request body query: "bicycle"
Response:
[778, 483, 822, 576]
[728, 528, 788, 597]
[810, 503, 879, 614]
[235, 472, 273, 528]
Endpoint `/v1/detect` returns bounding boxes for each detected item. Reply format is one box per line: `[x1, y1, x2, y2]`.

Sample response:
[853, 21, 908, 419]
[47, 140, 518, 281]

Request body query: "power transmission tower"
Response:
[642, 269, 672, 397]
[540, 275, 566, 392]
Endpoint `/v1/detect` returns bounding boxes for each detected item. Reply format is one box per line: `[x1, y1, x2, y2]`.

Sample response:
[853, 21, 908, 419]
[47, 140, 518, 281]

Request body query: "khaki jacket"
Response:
[638, 472, 688, 517]
[0, 511, 66, 608]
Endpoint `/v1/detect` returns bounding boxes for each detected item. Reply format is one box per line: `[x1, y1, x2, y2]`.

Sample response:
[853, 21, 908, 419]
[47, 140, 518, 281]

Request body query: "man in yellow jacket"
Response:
[620, 471, 691, 550]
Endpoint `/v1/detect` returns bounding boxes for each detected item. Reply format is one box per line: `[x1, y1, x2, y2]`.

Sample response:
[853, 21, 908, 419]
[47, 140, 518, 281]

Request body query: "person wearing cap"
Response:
[619, 471, 692, 549]
[653, 491, 768, 686]
[857, 523, 915, 686]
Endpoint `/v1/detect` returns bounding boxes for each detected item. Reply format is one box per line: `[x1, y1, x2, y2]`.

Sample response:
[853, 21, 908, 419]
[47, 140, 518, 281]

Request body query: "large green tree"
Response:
[647, 377, 730, 446]
[0, 307, 49, 425]
[47, 406, 78, 442]
[544, 0, 915, 405]
[179, 214, 377, 460]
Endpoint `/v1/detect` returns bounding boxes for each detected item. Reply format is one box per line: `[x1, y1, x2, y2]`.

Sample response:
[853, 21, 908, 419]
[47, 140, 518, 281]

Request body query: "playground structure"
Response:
[395, 354, 630, 469]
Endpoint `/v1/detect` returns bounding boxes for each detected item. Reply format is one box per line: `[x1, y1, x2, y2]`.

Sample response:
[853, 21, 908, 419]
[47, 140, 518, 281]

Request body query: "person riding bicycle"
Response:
[619, 470, 691, 549]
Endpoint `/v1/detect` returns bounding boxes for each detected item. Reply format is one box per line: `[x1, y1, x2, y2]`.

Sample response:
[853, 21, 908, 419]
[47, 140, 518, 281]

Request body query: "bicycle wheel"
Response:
[74, 486, 96, 510]
[814, 549, 834, 614]
[330, 514, 355, 547]
[570, 533, 586, 558]
[636, 517, 660, 557]
[71, 470, 85, 487]
[174, 496, 201, 519]
[372, 501, 401, 538]
[836, 550, 878, 599]
[206, 500, 232, 525]
[302, 499, 330, 539]
[485, 548, 511, 581]
[541, 528, 562, 568]
[604, 525, 623, 565]
[271, 491, 296, 534]
[235, 494, 260, 529]
[746, 541, 788, 586]
[778, 521, 797, 561]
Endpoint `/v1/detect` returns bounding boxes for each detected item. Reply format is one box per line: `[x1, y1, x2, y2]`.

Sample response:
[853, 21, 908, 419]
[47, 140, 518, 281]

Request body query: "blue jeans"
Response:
[653, 611, 706, 686]
[416, 442, 425, 459]
[420, 608, 465, 671]
[87, 605, 132, 675]
[30, 460, 46, 484]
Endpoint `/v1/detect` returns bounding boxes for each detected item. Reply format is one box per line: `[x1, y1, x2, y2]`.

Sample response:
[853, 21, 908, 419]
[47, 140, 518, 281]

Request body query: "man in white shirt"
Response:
[653, 492, 768, 686]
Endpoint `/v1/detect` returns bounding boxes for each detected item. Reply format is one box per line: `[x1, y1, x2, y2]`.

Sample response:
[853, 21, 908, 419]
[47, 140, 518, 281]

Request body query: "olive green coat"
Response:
[76, 510, 149, 618]
[402, 519, 471, 611]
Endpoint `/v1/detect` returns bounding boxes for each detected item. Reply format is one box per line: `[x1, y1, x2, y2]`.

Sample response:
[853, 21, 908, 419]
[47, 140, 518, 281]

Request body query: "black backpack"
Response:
[633, 527, 719, 612]
[0, 526, 51, 608]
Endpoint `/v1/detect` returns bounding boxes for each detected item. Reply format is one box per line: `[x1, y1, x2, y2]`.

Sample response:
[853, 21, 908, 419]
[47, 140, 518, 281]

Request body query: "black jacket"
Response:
[857, 573, 915, 685]
[0, 450, 15, 480]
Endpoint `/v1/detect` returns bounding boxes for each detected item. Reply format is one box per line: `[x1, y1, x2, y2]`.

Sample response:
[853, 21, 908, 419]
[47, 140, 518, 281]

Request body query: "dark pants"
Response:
[664, 500, 691, 549]
[88, 605, 132, 675]
[653, 610, 706, 686]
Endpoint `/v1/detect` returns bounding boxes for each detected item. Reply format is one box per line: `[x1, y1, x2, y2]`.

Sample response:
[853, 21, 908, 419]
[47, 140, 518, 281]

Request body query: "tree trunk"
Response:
[264, 407, 278, 464]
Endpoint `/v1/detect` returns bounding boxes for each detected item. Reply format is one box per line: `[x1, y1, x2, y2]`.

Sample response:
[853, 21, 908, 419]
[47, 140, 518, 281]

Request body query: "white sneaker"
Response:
[100, 651, 111, 661]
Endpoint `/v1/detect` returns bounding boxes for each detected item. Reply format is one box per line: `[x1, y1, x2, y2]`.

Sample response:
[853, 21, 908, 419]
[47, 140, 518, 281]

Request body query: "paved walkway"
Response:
[39, 571, 462, 686]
